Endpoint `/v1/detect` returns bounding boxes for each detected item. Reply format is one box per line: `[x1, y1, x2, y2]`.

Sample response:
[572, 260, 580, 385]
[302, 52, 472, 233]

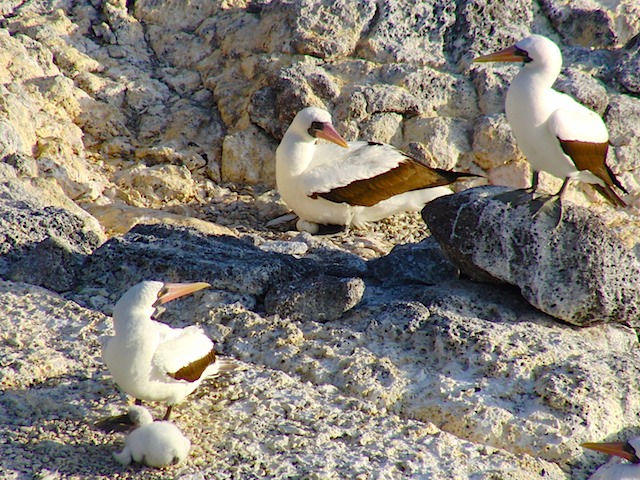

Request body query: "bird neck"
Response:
[514, 60, 561, 93]
[112, 307, 154, 337]
[276, 133, 316, 177]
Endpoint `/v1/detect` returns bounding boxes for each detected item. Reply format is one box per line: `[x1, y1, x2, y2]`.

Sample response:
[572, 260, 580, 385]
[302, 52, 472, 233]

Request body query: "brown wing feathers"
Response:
[312, 158, 478, 207]
[559, 139, 627, 207]
[168, 348, 217, 383]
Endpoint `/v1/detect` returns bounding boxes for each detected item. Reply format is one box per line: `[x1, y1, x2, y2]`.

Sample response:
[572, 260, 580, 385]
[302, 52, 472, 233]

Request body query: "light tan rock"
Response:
[83, 203, 236, 236]
[114, 164, 197, 208]
[221, 125, 277, 185]
[472, 114, 522, 170]
[404, 116, 473, 170]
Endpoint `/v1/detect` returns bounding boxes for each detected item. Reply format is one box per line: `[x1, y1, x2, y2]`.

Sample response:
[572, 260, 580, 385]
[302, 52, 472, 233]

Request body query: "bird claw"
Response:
[530, 195, 563, 228]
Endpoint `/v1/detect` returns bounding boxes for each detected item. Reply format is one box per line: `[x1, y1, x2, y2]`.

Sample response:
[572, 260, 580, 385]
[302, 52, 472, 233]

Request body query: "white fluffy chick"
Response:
[113, 405, 191, 468]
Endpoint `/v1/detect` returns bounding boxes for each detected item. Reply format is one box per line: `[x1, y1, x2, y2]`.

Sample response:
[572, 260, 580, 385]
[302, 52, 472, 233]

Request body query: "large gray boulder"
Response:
[421, 186, 640, 327]
[0, 173, 104, 292]
[79, 223, 301, 300]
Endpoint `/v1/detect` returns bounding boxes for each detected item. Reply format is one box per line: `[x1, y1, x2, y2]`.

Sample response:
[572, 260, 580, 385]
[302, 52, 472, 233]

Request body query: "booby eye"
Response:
[515, 46, 533, 63]
[157, 287, 168, 299]
[623, 442, 640, 464]
[308, 121, 324, 137]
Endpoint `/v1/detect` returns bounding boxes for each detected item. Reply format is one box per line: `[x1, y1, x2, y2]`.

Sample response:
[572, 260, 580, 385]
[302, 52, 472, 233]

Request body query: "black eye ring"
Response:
[515, 46, 533, 63]
[308, 121, 324, 137]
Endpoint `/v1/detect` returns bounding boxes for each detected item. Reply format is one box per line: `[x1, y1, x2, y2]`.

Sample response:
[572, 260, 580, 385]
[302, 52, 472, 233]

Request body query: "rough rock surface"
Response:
[264, 275, 365, 322]
[422, 186, 640, 327]
[2, 0, 640, 478]
[0, 175, 104, 291]
[79, 223, 301, 300]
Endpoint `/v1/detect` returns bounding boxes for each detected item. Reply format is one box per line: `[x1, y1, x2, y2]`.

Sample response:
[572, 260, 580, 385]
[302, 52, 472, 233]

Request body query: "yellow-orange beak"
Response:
[473, 45, 526, 63]
[315, 123, 349, 148]
[582, 441, 640, 463]
[153, 282, 211, 307]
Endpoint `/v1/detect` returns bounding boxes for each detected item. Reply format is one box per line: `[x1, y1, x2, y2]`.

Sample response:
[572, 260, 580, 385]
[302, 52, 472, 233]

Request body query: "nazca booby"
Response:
[582, 438, 640, 479]
[101, 281, 235, 420]
[113, 405, 191, 468]
[473, 34, 627, 215]
[275, 106, 479, 234]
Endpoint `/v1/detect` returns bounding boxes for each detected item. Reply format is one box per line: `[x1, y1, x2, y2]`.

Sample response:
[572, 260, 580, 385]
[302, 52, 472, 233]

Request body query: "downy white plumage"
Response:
[474, 34, 627, 210]
[112, 405, 191, 468]
[275, 106, 478, 234]
[101, 281, 235, 420]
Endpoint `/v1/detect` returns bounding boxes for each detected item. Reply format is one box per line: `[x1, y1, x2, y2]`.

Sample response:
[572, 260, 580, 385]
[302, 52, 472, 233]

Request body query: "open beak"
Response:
[582, 441, 640, 463]
[473, 45, 525, 63]
[315, 123, 349, 148]
[153, 282, 211, 307]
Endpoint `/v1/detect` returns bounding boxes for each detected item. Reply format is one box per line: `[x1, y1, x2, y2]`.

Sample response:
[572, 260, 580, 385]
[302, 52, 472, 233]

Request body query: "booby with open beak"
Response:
[101, 281, 236, 420]
[473, 34, 627, 220]
[582, 438, 640, 479]
[275, 106, 479, 234]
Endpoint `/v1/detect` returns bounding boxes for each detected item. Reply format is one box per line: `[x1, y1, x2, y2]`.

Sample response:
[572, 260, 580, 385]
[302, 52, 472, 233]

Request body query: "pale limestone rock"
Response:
[472, 114, 522, 170]
[401, 66, 480, 119]
[283, 0, 378, 60]
[221, 125, 277, 185]
[404, 116, 472, 170]
[359, 112, 403, 145]
[487, 158, 532, 190]
[357, 0, 455, 67]
[83, 203, 236, 236]
[114, 164, 197, 208]
[540, 0, 620, 47]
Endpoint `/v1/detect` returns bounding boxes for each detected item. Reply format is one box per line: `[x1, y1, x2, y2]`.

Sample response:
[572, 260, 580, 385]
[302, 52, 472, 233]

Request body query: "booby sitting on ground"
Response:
[112, 405, 191, 468]
[582, 438, 640, 479]
[473, 34, 627, 222]
[101, 281, 236, 420]
[275, 106, 479, 234]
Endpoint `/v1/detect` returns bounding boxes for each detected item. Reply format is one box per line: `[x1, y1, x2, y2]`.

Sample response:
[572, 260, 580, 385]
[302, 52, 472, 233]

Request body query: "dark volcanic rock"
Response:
[366, 237, 459, 286]
[265, 275, 365, 322]
[6, 236, 87, 292]
[421, 186, 640, 326]
[79, 223, 302, 300]
[0, 182, 103, 291]
[615, 34, 640, 94]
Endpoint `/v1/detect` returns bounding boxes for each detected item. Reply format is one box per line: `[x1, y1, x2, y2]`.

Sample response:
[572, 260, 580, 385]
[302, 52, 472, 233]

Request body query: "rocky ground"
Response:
[2, 0, 640, 479]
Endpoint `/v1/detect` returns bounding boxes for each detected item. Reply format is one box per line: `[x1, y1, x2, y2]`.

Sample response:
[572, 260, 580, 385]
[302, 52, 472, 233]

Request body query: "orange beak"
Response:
[153, 282, 211, 307]
[473, 45, 526, 63]
[315, 123, 349, 148]
[581, 441, 640, 463]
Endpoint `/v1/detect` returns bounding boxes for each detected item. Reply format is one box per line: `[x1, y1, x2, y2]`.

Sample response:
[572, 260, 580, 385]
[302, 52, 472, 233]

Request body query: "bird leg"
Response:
[530, 170, 540, 195]
[163, 405, 173, 421]
[530, 178, 570, 227]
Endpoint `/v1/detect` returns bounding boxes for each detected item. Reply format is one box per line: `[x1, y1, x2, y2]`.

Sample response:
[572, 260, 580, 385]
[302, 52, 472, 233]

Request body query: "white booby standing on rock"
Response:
[582, 438, 640, 479]
[275, 106, 480, 234]
[473, 34, 627, 219]
[112, 405, 191, 468]
[101, 281, 236, 420]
